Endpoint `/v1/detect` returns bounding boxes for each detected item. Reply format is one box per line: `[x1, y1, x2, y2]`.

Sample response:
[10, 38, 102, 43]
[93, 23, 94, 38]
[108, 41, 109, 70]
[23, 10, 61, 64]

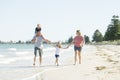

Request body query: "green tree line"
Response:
[93, 15, 120, 42]
[1, 15, 120, 44]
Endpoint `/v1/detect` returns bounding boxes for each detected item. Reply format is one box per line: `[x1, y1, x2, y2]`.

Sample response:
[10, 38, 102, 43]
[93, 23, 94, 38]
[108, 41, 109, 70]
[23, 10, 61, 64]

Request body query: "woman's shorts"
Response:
[74, 46, 82, 52]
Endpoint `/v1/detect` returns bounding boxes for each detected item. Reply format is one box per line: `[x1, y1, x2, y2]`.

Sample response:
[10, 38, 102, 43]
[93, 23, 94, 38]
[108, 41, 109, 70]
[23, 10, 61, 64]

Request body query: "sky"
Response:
[0, 0, 120, 42]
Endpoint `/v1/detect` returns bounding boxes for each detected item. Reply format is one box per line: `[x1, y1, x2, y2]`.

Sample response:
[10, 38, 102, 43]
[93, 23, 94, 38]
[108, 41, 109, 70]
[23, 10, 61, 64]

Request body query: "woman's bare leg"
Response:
[74, 51, 77, 65]
[56, 58, 59, 66]
[78, 51, 81, 64]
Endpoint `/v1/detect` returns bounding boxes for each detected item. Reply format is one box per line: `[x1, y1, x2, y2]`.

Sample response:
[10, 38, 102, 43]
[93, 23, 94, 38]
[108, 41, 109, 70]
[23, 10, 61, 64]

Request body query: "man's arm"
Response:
[41, 35, 51, 43]
[31, 36, 36, 43]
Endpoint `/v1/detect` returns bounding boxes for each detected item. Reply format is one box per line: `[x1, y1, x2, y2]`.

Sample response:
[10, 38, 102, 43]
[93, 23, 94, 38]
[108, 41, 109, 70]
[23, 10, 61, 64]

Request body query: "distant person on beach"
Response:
[68, 30, 84, 65]
[51, 41, 68, 66]
[31, 30, 50, 66]
[35, 24, 41, 33]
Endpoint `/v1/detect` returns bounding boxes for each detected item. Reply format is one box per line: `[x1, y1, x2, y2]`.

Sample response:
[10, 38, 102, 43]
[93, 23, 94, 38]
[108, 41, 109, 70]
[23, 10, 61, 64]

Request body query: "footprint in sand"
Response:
[95, 66, 106, 70]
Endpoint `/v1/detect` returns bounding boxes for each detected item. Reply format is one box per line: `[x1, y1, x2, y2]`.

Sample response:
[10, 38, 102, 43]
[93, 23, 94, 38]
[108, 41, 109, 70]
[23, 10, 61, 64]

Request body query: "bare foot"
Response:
[73, 63, 76, 65]
[57, 64, 59, 66]
[33, 63, 35, 66]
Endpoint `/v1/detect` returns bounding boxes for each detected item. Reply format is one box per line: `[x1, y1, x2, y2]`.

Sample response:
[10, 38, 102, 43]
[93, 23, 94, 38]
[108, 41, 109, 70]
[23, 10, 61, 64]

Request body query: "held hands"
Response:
[45, 39, 51, 44]
[63, 46, 69, 49]
[66, 45, 70, 48]
[66, 44, 72, 48]
[64, 45, 70, 49]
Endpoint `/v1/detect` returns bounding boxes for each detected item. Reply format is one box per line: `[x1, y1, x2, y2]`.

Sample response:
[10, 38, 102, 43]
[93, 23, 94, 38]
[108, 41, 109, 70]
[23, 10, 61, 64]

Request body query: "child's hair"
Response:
[56, 41, 61, 48]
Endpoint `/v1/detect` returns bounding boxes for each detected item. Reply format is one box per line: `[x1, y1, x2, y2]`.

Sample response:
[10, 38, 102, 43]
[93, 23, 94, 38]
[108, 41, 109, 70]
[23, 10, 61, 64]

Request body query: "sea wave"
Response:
[0, 58, 16, 64]
[16, 51, 30, 55]
[0, 46, 70, 64]
[8, 48, 17, 51]
[0, 55, 4, 58]
[0, 56, 33, 64]
[43, 47, 55, 52]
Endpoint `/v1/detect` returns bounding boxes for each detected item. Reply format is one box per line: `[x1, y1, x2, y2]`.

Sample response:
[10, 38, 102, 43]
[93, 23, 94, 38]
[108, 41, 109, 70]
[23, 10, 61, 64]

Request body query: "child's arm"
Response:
[67, 40, 74, 48]
[61, 47, 68, 49]
[49, 42, 56, 47]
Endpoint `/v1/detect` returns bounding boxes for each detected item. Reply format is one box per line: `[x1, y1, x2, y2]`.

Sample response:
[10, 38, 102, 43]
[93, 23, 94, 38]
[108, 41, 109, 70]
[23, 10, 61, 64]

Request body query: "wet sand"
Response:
[0, 45, 120, 80]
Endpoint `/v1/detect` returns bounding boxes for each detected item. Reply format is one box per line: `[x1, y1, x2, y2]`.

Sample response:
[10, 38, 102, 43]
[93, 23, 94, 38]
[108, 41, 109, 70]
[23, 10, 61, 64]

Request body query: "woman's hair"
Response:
[76, 30, 81, 36]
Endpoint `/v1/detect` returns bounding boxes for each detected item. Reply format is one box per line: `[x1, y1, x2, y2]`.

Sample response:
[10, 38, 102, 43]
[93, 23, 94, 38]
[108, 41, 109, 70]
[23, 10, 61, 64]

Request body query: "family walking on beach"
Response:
[31, 24, 84, 66]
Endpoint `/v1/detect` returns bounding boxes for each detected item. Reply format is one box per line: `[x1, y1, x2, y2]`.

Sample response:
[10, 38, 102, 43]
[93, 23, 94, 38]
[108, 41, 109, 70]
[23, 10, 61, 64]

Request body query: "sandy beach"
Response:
[0, 45, 120, 80]
[35, 45, 120, 80]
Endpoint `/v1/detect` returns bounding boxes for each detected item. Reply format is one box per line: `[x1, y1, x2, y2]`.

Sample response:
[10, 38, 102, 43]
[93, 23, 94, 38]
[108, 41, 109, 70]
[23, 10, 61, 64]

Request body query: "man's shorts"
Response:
[34, 47, 43, 57]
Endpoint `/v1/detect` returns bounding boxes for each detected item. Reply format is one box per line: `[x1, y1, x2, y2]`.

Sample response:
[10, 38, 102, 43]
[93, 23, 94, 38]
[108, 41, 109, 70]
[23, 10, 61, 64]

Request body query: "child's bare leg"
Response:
[55, 59, 57, 64]
[56, 58, 59, 66]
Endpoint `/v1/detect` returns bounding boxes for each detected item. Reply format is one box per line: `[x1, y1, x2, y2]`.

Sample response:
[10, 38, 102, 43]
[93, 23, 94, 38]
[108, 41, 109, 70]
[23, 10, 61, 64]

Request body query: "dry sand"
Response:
[37, 45, 120, 80]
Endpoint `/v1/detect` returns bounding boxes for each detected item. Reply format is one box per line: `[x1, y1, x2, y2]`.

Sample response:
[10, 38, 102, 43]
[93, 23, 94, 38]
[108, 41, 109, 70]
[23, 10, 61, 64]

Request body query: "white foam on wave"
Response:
[0, 56, 33, 64]
[0, 55, 4, 58]
[43, 47, 55, 52]
[16, 51, 30, 55]
[0, 58, 16, 64]
[8, 48, 17, 51]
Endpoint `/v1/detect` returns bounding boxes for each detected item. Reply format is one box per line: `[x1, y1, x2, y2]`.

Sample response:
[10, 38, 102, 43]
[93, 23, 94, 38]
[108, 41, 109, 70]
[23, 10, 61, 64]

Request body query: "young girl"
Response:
[52, 41, 67, 66]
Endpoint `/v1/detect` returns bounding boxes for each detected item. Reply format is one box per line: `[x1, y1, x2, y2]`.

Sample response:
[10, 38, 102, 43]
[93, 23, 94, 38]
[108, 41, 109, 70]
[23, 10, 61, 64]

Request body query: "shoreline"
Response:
[0, 45, 120, 80]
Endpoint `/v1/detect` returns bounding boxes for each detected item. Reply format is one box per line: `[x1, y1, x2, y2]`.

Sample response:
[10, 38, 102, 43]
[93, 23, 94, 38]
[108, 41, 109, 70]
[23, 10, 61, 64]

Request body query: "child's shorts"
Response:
[55, 54, 59, 58]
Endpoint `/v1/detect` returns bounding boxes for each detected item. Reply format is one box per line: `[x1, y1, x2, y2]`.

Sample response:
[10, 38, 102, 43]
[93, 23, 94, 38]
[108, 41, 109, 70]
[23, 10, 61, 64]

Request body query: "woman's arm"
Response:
[80, 37, 84, 47]
[67, 40, 74, 48]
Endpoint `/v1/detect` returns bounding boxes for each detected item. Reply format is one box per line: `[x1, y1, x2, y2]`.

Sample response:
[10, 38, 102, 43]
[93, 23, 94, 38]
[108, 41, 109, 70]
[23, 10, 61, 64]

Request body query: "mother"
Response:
[68, 30, 84, 65]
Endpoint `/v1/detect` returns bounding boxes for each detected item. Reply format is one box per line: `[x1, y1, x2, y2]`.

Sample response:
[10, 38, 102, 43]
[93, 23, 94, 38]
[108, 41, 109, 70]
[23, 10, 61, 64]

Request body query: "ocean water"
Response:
[0, 44, 94, 80]
[0, 44, 56, 64]
[0, 43, 72, 65]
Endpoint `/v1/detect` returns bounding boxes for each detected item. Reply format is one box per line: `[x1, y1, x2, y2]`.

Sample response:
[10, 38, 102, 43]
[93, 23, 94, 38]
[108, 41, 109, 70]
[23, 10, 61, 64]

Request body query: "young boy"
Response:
[35, 24, 41, 33]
